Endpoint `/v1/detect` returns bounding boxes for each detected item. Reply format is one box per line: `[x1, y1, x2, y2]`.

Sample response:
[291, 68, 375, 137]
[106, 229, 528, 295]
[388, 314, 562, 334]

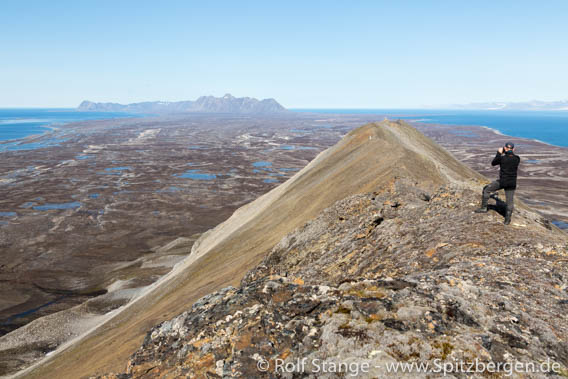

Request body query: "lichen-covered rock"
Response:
[101, 180, 568, 378]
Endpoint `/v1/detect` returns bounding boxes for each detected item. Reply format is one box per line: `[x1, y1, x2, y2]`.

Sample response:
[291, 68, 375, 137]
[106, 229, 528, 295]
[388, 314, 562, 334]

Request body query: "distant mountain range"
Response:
[77, 94, 287, 114]
[450, 100, 568, 111]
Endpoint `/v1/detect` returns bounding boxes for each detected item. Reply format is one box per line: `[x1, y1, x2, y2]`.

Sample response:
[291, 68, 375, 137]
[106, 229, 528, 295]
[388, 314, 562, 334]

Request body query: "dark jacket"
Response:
[492, 151, 520, 189]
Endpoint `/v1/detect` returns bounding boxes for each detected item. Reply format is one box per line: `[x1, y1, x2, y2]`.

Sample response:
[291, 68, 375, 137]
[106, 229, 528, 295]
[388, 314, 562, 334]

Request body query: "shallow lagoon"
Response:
[32, 201, 82, 211]
[278, 145, 317, 151]
[0, 136, 69, 152]
[252, 161, 272, 167]
[552, 220, 568, 229]
[175, 169, 217, 180]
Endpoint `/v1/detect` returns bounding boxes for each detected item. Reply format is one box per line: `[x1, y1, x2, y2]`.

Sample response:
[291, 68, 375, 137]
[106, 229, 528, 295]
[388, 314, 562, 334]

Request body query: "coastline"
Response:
[0, 126, 58, 145]
[476, 125, 560, 148]
[411, 119, 565, 148]
[0, 110, 67, 143]
[417, 120, 568, 153]
[0, 109, 136, 148]
[479, 125, 505, 136]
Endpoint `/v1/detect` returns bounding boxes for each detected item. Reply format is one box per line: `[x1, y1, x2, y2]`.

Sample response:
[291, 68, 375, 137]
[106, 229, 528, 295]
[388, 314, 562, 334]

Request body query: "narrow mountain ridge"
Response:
[20, 120, 567, 378]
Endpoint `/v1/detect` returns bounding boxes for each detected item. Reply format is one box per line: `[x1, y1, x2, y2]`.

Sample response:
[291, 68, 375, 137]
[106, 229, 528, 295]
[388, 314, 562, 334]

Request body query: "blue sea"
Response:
[0, 109, 133, 150]
[293, 109, 568, 147]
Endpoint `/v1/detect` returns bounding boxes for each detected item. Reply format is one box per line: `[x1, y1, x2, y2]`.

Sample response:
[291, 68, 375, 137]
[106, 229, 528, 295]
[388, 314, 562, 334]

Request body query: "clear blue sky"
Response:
[1, 0, 567, 108]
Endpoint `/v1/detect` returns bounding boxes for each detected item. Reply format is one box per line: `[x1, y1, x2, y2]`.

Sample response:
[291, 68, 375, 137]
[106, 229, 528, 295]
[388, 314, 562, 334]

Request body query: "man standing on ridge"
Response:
[475, 142, 520, 225]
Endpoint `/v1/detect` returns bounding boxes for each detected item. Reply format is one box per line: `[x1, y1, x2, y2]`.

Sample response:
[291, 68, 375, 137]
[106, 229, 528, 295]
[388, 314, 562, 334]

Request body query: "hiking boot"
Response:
[504, 210, 513, 225]
[475, 194, 488, 213]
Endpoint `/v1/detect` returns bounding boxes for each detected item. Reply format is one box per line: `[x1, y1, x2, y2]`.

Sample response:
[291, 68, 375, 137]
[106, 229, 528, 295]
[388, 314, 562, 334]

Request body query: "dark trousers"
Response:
[482, 180, 515, 213]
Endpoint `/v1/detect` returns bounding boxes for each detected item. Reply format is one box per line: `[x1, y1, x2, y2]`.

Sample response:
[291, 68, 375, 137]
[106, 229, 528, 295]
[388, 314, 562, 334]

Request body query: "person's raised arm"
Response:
[491, 148, 502, 166]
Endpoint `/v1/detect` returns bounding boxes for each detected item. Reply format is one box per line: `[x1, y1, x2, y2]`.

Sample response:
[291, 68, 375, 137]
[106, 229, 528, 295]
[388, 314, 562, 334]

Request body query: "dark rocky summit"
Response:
[78, 94, 287, 114]
[99, 180, 568, 378]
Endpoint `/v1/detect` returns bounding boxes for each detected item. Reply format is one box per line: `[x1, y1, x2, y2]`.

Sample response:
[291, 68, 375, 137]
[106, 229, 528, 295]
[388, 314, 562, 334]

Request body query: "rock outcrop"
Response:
[101, 180, 568, 377]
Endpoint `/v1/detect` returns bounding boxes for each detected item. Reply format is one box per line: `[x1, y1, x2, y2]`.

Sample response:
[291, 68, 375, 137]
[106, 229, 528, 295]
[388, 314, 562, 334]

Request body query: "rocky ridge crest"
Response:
[100, 179, 568, 378]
